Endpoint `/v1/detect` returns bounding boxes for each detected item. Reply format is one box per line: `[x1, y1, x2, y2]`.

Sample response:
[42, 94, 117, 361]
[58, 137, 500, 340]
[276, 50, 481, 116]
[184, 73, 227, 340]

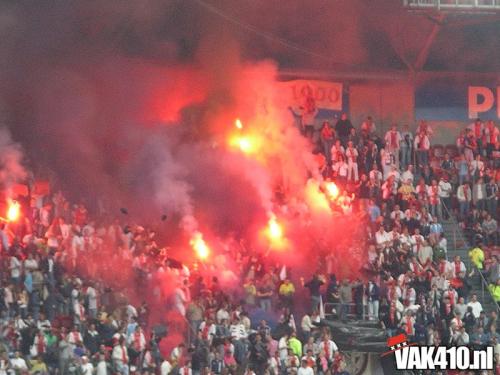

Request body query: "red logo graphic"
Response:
[381, 334, 417, 357]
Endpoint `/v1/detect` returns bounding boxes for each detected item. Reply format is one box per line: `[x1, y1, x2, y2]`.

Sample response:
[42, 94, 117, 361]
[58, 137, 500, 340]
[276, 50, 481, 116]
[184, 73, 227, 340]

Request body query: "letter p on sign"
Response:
[468, 86, 496, 119]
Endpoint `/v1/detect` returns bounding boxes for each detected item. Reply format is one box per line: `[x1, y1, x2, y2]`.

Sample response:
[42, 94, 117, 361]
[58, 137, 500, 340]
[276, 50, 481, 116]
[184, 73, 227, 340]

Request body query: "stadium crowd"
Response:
[0, 107, 498, 375]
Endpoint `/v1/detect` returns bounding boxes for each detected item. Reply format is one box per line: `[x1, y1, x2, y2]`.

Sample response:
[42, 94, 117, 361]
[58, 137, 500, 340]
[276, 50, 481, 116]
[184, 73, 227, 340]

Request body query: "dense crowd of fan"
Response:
[0, 106, 498, 375]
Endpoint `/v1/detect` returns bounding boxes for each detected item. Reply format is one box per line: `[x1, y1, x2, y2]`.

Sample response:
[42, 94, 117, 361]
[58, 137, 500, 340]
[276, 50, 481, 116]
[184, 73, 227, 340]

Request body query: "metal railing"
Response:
[324, 302, 368, 320]
[183, 315, 197, 346]
[440, 196, 458, 249]
[404, 0, 500, 9]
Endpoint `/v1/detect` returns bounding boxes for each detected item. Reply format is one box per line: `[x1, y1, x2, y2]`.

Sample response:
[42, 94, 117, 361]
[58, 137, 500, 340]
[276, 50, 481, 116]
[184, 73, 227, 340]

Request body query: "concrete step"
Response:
[443, 218, 498, 313]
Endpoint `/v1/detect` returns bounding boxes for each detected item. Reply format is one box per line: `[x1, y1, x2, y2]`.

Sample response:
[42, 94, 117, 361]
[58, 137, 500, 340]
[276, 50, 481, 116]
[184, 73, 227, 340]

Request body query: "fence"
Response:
[404, 0, 500, 9]
[323, 302, 369, 320]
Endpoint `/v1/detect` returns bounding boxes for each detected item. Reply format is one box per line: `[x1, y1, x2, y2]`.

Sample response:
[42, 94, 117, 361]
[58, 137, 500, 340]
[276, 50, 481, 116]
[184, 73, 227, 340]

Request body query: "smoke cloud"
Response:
[0, 127, 27, 188]
[0, 0, 402, 351]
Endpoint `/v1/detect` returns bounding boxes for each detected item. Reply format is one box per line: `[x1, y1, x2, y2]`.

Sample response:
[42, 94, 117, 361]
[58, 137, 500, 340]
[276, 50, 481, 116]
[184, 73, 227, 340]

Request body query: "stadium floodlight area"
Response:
[404, 0, 500, 11]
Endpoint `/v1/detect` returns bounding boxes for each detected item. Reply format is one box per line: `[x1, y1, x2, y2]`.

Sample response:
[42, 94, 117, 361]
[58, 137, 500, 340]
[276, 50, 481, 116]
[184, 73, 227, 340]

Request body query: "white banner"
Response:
[279, 79, 343, 111]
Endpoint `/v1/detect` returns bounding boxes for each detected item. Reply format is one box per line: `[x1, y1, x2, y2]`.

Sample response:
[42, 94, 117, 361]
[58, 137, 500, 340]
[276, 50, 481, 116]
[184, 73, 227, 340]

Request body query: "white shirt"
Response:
[439, 238, 447, 253]
[80, 363, 94, 375]
[467, 301, 483, 318]
[338, 162, 348, 177]
[390, 210, 405, 221]
[0, 359, 8, 375]
[414, 134, 430, 150]
[278, 337, 289, 361]
[418, 246, 433, 265]
[470, 160, 484, 175]
[24, 258, 38, 271]
[410, 234, 424, 254]
[474, 184, 485, 200]
[401, 170, 414, 184]
[216, 309, 230, 324]
[87, 287, 97, 310]
[450, 261, 466, 279]
[126, 304, 138, 320]
[457, 185, 472, 202]
[298, 367, 314, 375]
[320, 340, 338, 361]
[112, 345, 129, 365]
[174, 288, 187, 316]
[127, 331, 146, 351]
[301, 315, 314, 332]
[330, 145, 345, 162]
[453, 331, 469, 346]
[385, 130, 402, 149]
[369, 170, 383, 184]
[375, 231, 390, 246]
[96, 361, 108, 375]
[345, 147, 358, 163]
[10, 257, 21, 278]
[47, 258, 54, 273]
[10, 358, 27, 370]
[161, 360, 172, 375]
[229, 323, 247, 340]
[438, 181, 452, 198]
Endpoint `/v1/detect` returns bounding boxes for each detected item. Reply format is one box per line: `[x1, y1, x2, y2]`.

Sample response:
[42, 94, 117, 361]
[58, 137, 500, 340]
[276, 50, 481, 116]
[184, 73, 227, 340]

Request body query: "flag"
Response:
[289, 313, 296, 332]
[279, 265, 287, 281]
[319, 295, 325, 319]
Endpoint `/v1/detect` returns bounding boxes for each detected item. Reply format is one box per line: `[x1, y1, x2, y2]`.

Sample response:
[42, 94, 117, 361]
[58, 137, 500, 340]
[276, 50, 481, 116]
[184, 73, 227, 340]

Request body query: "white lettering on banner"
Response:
[279, 80, 343, 111]
[468, 86, 500, 119]
[394, 346, 494, 370]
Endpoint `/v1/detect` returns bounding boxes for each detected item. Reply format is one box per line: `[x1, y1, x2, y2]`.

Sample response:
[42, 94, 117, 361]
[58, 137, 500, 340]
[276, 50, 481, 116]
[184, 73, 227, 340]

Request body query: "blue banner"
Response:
[415, 81, 499, 121]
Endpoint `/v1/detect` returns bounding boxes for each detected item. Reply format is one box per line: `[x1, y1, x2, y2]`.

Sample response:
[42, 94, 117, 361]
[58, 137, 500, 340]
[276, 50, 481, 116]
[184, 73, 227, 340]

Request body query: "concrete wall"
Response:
[349, 81, 467, 145]
[425, 120, 468, 145]
[279, 70, 483, 146]
[349, 81, 415, 136]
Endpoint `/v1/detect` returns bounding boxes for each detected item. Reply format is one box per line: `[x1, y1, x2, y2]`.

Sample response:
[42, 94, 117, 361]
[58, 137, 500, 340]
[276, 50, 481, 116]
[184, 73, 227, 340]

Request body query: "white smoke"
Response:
[0, 127, 27, 186]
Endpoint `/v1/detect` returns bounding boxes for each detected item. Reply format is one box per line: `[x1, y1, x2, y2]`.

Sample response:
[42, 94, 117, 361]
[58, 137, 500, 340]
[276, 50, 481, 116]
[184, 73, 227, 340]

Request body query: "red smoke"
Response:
[1, 10, 370, 347]
[148, 69, 209, 124]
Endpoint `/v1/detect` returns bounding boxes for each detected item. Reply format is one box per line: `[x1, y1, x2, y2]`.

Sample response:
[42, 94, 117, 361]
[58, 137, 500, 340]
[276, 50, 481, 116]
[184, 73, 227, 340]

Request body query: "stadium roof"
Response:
[1, 1, 500, 78]
[188, 0, 500, 74]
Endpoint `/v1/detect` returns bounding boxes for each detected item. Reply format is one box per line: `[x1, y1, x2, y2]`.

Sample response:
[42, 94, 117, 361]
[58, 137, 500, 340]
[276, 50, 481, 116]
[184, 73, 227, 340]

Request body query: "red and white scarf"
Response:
[323, 341, 330, 359]
[448, 290, 456, 306]
[454, 261, 462, 277]
[134, 331, 143, 351]
[439, 261, 446, 275]
[37, 334, 45, 354]
[406, 316, 413, 335]
[389, 307, 396, 324]
[121, 345, 128, 363]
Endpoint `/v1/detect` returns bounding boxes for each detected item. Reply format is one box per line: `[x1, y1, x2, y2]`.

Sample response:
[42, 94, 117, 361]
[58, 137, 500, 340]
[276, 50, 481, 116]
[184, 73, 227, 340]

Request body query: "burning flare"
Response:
[267, 214, 283, 240]
[304, 179, 331, 214]
[262, 213, 288, 250]
[229, 134, 258, 155]
[324, 181, 339, 201]
[190, 231, 210, 260]
[229, 117, 259, 155]
[235, 118, 243, 129]
[236, 137, 253, 153]
[6, 200, 20, 222]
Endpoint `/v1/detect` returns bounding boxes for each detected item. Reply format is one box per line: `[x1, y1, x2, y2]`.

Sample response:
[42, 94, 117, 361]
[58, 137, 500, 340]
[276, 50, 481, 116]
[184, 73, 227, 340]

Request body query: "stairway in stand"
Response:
[441, 216, 497, 313]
